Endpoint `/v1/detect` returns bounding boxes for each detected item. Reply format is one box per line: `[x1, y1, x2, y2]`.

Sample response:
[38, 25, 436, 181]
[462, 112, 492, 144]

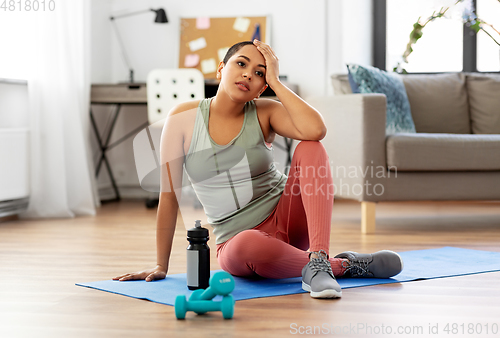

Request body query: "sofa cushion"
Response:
[347, 64, 416, 134]
[331, 74, 352, 95]
[347, 68, 360, 93]
[386, 133, 500, 171]
[401, 73, 470, 134]
[466, 73, 500, 134]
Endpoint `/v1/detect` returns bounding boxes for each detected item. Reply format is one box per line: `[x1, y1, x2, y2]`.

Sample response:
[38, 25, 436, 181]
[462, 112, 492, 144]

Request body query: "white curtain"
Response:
[21, 0, 98, 218]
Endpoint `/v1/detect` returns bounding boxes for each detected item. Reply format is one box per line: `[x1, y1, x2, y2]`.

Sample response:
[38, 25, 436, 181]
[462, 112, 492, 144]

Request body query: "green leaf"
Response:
[469, 21, 481, 33]
[410, 23, 423, 43]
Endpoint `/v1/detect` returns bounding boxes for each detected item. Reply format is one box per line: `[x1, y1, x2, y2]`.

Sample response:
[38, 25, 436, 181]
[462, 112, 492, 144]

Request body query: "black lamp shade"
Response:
[153, 8, 168, 23]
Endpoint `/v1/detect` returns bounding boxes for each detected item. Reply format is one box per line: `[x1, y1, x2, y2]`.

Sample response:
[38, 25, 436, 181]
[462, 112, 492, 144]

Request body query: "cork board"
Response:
[179, 16, 270, 80]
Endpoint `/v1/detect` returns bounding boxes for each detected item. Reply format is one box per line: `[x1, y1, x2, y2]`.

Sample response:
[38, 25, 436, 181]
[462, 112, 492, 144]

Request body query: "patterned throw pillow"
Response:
[347, 64, 416, 134]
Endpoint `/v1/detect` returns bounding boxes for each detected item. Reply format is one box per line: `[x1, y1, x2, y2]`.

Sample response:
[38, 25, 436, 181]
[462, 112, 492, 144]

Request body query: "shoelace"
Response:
[309, 250, 334, 278]
[345, 258, 372, 277]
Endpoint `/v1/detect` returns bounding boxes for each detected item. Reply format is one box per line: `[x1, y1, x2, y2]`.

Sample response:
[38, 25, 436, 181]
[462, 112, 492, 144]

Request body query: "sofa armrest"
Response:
[306, 94, 387, 201]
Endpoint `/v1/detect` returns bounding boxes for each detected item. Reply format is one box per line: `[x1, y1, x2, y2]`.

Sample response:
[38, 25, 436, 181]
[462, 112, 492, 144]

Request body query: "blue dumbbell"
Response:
[175, 294, 234, 319]
[175, 271, 235, 319]
[189, 271, 235, 301]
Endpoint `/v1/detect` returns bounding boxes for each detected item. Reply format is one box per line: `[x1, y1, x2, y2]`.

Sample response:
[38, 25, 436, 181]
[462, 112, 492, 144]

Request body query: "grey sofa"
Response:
[307, 72, 500, 233]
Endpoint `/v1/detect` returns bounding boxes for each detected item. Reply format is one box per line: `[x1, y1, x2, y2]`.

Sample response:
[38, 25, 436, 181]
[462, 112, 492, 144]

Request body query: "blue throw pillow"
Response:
[346, 64, 416, 134]
[347, 67, 360, 93]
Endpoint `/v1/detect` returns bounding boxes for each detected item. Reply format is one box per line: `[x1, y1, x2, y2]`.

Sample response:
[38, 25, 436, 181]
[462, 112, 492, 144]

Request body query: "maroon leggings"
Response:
[216, 141, 347, 279]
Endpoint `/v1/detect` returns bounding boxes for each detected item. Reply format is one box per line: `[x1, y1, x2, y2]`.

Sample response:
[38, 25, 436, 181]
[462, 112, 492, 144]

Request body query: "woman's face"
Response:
[217, 44, 268, 101]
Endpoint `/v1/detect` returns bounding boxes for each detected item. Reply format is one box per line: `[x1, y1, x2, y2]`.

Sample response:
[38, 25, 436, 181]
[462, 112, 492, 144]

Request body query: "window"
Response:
[476, 0, 500, 71]
[375, 0, 500, 73]
[386, 0, 464, 72]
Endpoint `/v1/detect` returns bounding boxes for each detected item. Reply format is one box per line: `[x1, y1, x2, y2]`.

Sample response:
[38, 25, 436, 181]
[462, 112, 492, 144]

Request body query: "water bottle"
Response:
[186, 220, 210, 290]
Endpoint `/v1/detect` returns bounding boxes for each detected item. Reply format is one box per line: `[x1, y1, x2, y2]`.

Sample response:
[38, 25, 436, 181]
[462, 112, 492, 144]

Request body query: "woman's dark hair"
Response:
[222, 41, 255, 64]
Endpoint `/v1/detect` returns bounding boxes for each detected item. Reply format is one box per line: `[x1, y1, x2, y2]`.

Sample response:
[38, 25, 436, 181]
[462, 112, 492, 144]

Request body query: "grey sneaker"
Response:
[334, 250, 403, 278]
[301, 250, 342, 298]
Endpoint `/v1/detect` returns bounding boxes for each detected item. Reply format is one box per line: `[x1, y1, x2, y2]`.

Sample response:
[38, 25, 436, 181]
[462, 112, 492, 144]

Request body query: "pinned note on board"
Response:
[233, 17, 250, 33]
[196, 17, 210, 30]
[218, 47, 229, 62]
[184, 54, 200, 67]
[201, 58, 217, 74]
[252, 23, 261, 41]
[189, 37, 207, 52]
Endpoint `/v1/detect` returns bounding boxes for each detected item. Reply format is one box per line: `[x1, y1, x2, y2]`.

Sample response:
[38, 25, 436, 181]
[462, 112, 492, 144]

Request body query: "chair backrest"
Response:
[146, 68, 205, 124]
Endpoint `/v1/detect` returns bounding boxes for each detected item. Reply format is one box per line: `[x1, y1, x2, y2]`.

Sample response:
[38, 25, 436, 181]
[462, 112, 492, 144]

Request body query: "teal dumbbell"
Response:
[175, 294, 234, 319]
[189, 271, 235, 301]
[175, 271, 235, 319]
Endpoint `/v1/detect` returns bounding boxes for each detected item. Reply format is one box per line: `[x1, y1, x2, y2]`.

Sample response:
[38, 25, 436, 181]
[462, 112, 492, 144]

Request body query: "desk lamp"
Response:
[110, 8, 168, 83]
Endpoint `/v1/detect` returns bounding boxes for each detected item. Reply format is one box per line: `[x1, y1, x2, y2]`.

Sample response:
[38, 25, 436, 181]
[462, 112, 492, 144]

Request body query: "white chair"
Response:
[147, 68, 205, 124]
[136, 68, 205, 208]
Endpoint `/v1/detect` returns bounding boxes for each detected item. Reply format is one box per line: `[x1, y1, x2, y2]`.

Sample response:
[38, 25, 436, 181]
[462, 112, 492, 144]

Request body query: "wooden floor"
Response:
[1, 199, 500, 338]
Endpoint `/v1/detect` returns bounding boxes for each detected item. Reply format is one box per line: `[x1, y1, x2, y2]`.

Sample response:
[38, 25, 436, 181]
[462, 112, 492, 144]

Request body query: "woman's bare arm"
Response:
[254, 40, 327, 141]
[114, 102, 196, 281]
[154, 192, 178, 277]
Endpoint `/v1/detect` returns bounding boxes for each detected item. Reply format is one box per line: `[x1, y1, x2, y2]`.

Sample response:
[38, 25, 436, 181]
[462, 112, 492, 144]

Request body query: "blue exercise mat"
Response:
[76, 247, 500, 306]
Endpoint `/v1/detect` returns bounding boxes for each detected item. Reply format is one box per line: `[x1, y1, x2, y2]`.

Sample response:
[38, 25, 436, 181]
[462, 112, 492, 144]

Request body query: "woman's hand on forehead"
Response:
[253, 39, 280, 87]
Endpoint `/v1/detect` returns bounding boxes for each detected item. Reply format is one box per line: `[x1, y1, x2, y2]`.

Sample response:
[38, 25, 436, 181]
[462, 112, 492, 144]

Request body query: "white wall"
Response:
[326, 0, 373, 95]
[91, 0, 113, 83]
[0, 81, 30, 203]
[90, 0, 373, 197]
[0, 81, 29, 129]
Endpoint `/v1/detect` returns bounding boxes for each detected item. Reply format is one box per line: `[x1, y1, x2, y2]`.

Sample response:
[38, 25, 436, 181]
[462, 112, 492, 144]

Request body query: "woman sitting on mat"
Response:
[114, 40, 403, 298]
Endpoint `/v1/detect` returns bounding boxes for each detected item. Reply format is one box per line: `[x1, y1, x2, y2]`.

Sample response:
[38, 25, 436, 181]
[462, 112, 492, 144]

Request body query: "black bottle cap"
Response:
[187, 220, 209, 239]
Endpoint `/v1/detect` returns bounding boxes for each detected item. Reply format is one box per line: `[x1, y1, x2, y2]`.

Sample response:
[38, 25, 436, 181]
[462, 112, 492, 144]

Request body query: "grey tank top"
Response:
[184, 97, 287, 244]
